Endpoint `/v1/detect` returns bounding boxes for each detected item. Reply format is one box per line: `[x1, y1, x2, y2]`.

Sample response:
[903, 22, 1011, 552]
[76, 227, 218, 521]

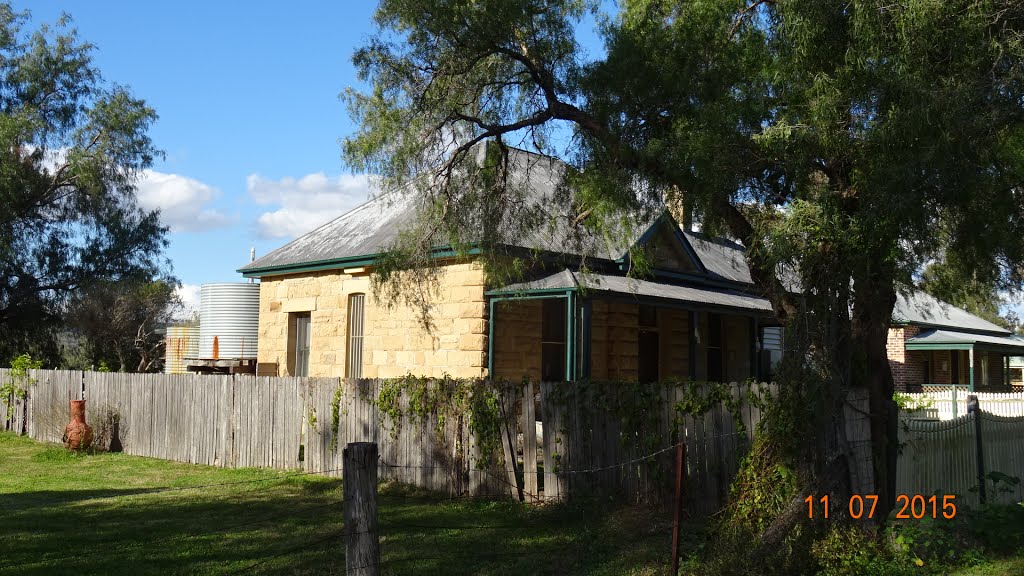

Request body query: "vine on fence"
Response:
[2, 354, 43, 420]
[353, 374, 507, 470]
[328, 382, 344, 453]
[540, 378, 770, 490]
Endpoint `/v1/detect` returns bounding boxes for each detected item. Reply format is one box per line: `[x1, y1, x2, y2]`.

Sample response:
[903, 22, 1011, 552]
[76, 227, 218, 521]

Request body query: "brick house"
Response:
[239, 148, 1024, 388]
[887, 292, 1024, 391]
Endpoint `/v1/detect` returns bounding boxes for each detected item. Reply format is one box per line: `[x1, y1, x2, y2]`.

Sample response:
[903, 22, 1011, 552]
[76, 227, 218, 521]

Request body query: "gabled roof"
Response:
[893, 291, 1010, 336]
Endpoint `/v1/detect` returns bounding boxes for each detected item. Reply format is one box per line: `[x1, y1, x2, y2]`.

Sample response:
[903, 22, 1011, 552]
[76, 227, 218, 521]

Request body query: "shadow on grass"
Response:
[0, 479, 694, 576]
[0, 481, 346, 576]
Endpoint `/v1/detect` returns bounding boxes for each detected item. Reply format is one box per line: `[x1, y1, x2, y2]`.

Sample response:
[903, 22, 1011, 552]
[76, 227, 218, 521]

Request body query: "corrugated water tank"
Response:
[199, 283, 259, 359]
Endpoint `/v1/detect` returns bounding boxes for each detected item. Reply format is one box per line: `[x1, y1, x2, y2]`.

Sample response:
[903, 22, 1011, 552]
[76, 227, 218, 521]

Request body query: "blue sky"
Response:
[17, 2, 387, 311]
[16, 1, 608, 314]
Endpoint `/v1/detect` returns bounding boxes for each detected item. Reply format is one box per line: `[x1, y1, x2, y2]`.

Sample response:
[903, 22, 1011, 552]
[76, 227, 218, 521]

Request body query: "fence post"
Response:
[344, 442, 380, 576]
[952, 386, 958, 419]
[967, 395, 986, 505]
[670, 442, 686, 576]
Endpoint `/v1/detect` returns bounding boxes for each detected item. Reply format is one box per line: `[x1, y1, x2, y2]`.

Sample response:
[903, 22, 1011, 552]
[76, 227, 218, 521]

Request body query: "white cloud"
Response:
[173, 283, 201, 321]
[136, 170, 233, 233]
[248, 172, 375, 239]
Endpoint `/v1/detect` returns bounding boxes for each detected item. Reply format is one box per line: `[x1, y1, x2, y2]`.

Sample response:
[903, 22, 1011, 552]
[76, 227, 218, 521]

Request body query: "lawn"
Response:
[0, 432, 682, 575]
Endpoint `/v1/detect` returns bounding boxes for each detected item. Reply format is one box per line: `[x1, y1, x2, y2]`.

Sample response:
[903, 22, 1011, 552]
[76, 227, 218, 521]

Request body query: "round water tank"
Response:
[199, 283, 260, 359]
[165, 324, 199, 374]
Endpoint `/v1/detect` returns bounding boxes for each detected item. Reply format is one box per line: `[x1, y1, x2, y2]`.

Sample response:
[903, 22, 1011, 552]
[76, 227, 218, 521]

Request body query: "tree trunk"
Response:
[850, 270, 899, 518]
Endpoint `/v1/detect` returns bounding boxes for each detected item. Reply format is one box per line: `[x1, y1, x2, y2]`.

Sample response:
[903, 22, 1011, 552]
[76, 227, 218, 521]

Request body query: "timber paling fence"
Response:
[0, 368, 780, 511]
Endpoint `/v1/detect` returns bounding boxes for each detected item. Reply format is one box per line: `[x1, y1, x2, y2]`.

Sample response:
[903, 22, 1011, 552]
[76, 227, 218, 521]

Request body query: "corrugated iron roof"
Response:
[906, 329, 1024, 351]
[240, 191, 420, 273]
[683, 232, 751, 283]
[893, 291, 1010, 336]
[241, 149, 645, 274]
[492, 269, 772, 313]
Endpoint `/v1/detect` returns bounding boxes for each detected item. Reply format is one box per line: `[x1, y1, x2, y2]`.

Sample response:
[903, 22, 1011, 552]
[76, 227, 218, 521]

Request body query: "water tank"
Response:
[199, 283, 260, 359]
[164, 324, 199, 374]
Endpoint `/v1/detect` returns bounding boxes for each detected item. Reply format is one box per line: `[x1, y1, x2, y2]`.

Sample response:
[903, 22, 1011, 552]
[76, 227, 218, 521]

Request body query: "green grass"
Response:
[951, 557, 1024, 576]
[0, 433, 683, 575]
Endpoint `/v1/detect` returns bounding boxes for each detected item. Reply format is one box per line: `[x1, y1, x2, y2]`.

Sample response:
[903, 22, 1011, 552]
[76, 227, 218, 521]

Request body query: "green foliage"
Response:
[810, 526, 918, 576]
[893, 392, 934, 412]
[0, 3, 169, 364]
[66, 278, 181, 373]
[920, 257, 1020, 333]
[10, 352, 43, 377]
[720, 437, 799, 539]
[890, 502, 1024, 571]
[347, 6, 1024, 557]
[344, 375, 508, 469]
[1, 353, 42, 419]
[328, 381, 344, 453]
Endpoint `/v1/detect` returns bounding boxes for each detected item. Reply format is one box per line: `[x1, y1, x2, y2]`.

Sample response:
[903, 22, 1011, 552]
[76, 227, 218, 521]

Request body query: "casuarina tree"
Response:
[343, 0, 1024, 564]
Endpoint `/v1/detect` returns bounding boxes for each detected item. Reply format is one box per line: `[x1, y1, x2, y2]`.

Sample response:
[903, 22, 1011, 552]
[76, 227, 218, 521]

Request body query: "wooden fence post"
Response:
[670, 442, 686, 576]
[967, 395, 986, 504]
[344, 442, 380, 576]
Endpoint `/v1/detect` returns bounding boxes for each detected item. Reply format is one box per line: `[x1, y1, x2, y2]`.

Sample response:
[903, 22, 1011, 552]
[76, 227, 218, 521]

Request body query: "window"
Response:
[922, 357, 932, 386]
[980, 353, 989, 387]
[760, 326, 784, 380]
[346, 294, 365, 379]
[541, 299, 566, 382]
[292, 312, 311, 377]
[638, 305, 659, 383]
[706, 313, 723, 382]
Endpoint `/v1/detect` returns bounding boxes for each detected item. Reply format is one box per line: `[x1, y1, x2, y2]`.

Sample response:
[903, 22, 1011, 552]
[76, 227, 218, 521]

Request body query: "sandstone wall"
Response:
[257, 262, 487, 378]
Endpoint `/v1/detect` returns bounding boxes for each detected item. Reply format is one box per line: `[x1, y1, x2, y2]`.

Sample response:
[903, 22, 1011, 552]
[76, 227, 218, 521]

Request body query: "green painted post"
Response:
[565, 291, 576, 382]
[969, 347, 975, 391]
[580, 298, 592, 380]
[487, 299, 496, 379]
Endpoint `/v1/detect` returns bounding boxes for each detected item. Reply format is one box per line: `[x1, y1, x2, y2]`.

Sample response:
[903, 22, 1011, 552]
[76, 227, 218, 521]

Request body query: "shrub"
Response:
[811, 525, 918, 576]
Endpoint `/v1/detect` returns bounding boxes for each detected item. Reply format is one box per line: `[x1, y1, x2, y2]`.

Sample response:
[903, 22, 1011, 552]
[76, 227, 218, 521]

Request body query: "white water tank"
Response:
[199, 283, 260, 359]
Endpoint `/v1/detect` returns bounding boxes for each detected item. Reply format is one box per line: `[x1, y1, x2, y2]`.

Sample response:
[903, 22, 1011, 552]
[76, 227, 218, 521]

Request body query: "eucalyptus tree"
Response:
[0, 4, 168, 362]
[344, 0, 1024, 545]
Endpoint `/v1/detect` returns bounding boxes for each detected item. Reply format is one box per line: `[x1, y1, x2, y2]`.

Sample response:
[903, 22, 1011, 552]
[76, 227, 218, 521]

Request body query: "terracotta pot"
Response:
[64, 399, 94, 450]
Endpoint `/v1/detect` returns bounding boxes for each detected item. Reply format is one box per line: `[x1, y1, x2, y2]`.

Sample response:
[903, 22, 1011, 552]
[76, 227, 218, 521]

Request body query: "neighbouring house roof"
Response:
[893, 291, 1010, 336]
[905, 329, 1024, 354]
[489, 269, 773, 314]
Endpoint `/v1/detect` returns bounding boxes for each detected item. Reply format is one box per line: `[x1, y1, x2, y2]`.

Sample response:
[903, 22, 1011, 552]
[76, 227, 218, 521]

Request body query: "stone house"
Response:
[239, 148, 1023, 389]
[238, 150, 780, 382]
[887, 292, 1024, 391]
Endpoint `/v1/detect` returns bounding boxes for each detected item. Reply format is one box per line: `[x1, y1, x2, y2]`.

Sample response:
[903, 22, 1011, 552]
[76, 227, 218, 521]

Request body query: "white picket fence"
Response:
[897, 411, 1024, 507]
[902, 389, 1024, 421]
